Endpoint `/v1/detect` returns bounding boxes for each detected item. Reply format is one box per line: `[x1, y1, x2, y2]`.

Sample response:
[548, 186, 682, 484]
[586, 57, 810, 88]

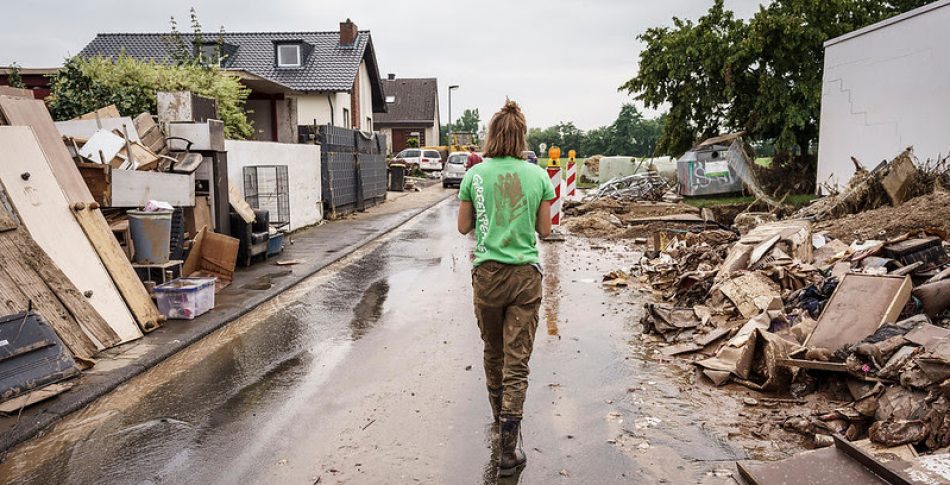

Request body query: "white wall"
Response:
[818, 1, 950, 191]
[358, 61, 374, 131]
[378, 127, 393, 154]
[224, 140, 323, 231]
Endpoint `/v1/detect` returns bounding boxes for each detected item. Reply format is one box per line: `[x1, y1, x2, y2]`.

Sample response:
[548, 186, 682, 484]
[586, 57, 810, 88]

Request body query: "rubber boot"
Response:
[498, 417, 526, 476]
[488, 386, 503, 423]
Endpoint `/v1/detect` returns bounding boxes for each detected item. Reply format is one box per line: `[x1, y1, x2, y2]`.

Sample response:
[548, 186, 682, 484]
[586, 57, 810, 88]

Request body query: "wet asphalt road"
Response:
[0, 194, 746, 484]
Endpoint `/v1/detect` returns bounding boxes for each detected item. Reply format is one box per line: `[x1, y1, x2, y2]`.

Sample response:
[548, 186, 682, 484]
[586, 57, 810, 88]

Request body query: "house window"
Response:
[277, 44, 301, 68]
[385, 95, 396, 103]
[343, 108, 350, 128]
[197, 43, 222, 66]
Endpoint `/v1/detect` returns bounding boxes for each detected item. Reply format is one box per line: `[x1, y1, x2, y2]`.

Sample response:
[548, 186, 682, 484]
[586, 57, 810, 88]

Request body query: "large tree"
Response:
[624, 0, 933, 163]
[621, 0, 746, 157]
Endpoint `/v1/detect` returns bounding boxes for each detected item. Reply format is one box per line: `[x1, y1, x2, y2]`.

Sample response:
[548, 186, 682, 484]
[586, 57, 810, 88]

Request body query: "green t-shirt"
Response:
[458, 157, 556, 266]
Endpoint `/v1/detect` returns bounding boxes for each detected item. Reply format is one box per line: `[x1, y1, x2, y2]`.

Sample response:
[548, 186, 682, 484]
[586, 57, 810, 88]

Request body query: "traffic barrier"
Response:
[547, 166, 562, 226]
[566, 161, 577, 198]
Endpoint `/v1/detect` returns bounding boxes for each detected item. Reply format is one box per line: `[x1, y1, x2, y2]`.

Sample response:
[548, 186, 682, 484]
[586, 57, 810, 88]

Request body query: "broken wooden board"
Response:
[626, 213, 706, 224]
[73, 209, 163, 333]
[0, 95, 95, 204]
[0, 197, 101, 363]
[0, 127, 139, 346]
[78, 129, 126, 164]
[0, 382, 75, 414]
[228, 182, 256, 223]
[805, 274, 912, 352]
[777, 358, 849, 373]
[881, 154, 918, 206]
[133, 112, 165, 154]
[0, 86, 34, 99]
[73, 105, 121, 121]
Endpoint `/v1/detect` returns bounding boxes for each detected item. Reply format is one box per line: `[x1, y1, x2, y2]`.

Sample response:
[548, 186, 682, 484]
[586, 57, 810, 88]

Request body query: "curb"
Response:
[0, 190, 456, 455]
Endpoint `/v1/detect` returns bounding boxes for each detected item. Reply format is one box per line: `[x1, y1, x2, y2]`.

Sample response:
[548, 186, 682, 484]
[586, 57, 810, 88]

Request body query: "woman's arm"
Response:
[458, 200, 474, 235]
[536, 200, 552, 238]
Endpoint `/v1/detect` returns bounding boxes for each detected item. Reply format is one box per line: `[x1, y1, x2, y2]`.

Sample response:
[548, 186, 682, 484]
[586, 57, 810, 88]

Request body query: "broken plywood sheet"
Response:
[0, 95, 95, 204]
[722, 220, 813, 273]
[881, 154, 919, 206]
[0, 127, 141, 345]
[78, 129, 126, 164]
[718, 272, 781, 319]
[806, 274, 912, 352]
[228, 182, 255, 223]
[0, 382, 75, 414]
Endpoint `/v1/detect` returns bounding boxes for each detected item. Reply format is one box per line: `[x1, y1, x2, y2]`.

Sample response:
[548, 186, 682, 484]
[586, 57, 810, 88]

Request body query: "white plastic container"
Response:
[154, 277, 215, 320]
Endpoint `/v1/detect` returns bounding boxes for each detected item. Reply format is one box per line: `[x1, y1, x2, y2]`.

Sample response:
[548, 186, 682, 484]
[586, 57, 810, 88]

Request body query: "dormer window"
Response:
[277, 43, 301, 68]
[196, 42, 222, 66]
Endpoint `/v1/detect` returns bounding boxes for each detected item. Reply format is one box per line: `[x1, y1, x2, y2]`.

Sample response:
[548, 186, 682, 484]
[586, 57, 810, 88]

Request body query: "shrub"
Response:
[406, 137, 420, 148]
[46, 54, 253, 139]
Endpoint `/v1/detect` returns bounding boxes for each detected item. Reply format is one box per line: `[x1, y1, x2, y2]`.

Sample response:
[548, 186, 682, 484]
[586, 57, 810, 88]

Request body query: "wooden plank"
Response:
[0, 86, 34, 99]
[0, 127, 138, 345]
[74, 105, 121, 121]
[110, 170, 195, 207]
[77, 162, 111, 207]
[133, 112, 165, 154]
[0, 382, 75, 414]
[777, 358, 849, 372]
[805, 274, 912, 351]
[184, 195, 211, 236]
[73, 209, 163, 332]
[0, 95, 95, 204]
[228, 182, 256, 223]
[54, 118, 140, 143]
[0, 228, 101, 363]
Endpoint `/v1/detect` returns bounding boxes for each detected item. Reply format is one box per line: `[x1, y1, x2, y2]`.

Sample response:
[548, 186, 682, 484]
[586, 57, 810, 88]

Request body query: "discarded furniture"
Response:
[0, 312, 80, 404]
[230, 209, 270, 267]
[182, 226, 239, 292]
[806, 274, 912, 352]
[132, 260, 183, 289]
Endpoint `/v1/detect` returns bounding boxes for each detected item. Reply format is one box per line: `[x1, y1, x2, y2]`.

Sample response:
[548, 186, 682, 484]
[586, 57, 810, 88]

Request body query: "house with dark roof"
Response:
[374, 75, 440, 154]
[79, 20, 386, 143]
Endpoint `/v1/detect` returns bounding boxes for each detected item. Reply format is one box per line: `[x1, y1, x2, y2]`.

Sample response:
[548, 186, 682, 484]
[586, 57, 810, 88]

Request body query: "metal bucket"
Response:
[128, 210, 173, 264]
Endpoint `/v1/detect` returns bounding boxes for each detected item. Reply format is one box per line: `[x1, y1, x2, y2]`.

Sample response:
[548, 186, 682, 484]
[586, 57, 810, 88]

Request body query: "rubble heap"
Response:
[615, 148, 950, 454]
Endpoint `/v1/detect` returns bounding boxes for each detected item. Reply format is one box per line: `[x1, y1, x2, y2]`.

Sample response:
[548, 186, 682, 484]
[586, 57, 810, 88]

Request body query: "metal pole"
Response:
[448, 85, 459, 145]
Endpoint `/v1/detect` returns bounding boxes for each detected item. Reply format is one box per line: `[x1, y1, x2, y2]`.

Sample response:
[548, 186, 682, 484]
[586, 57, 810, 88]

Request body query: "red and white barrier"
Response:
[565, 161, 577, 198]
[547, 166, 562, 226]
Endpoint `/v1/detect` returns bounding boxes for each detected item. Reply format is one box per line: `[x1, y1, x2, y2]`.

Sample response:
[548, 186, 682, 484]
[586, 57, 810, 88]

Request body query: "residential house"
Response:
[79, 20, 386, 143]
[374, 75, 440, 154]
[0, 67, 57, 99]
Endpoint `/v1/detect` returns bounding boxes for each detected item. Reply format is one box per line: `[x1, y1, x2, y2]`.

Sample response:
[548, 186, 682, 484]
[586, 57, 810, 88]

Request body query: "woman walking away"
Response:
[457, 100, 555, 476]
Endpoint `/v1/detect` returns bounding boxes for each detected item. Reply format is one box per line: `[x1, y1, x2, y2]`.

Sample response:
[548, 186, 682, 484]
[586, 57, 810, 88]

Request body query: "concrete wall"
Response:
[224, 140, 323, 231]
[378, 127, 393, 154]
[818, 1, 950, 191]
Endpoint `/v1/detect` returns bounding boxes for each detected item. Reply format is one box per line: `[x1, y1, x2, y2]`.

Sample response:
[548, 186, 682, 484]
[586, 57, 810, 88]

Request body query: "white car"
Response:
[393, 148, 443, 172]
[441, 152, 469, 188]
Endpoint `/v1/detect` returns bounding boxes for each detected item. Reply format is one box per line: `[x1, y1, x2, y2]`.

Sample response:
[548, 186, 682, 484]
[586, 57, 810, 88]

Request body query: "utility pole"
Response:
[448, 84, 459, 145]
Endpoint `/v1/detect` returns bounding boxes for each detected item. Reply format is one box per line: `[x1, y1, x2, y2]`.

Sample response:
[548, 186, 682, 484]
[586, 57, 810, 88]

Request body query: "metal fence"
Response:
[243, 165, 290, 228]
[314, 125, 388, 217]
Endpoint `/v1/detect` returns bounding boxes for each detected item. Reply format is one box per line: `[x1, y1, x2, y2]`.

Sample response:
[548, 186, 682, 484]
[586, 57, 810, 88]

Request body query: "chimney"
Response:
[340, 19, 358, 45]
[387, 73, 396, 80]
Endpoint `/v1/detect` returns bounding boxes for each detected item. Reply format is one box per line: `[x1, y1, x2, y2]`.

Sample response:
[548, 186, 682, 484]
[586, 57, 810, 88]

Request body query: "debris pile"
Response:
[605, 148, 950, 454]
[584, 173, 672, 202]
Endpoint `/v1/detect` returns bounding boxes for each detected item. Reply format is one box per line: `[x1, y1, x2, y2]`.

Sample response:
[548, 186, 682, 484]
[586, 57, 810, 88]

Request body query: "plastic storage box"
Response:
[154, 277, 216, 320]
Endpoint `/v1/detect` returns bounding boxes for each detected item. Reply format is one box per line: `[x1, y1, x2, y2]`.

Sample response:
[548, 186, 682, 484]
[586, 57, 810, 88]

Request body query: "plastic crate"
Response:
[267, 232, 284, 257]
[154, 277, 216, 320]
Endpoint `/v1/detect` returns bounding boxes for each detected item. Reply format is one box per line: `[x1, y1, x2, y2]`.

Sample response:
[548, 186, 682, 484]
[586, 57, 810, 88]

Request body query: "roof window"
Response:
[386, 95, 396, 103]
[277, 44, 302, 68]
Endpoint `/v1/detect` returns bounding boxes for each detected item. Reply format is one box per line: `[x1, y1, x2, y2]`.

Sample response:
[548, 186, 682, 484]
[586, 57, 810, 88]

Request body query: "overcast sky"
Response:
[0, 0, 766, 130]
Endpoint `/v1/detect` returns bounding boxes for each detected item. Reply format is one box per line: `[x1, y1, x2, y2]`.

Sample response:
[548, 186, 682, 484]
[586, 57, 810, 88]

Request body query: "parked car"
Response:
[392, 148, 444, 172]
[522, 150, 538, 164]
[441, 151, 469, 188]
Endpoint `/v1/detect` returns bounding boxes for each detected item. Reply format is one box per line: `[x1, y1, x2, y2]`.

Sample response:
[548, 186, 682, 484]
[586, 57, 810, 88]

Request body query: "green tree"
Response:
[621, 0, 746, 157]
[624, 0, 933, 164]
[47, 55, 252, 139]
[441, 108, 480, 144]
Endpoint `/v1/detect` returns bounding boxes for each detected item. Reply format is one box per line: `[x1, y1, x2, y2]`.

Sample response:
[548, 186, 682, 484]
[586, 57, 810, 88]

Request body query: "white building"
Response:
[817, 0, 950, 191]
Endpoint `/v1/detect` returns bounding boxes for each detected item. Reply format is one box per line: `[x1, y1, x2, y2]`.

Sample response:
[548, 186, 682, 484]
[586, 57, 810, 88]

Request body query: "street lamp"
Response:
[448, 84, 459, 145]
